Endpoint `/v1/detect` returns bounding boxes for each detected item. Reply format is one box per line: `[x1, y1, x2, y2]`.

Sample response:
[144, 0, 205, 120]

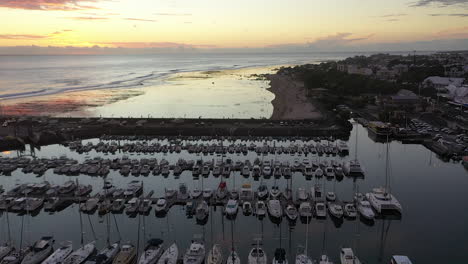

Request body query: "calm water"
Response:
[1, 123, 467, 263]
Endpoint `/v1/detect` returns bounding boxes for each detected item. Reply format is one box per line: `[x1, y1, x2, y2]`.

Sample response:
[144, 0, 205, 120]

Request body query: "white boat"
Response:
[225, 199, 239, 216]
[230, 189, 239, 200]
[298, 202, 312, 218]
[343, 204, 357, 218]
[296, 188, 308, 201]
[311, 185, 324, 202]
[269, 186, 281, 199]
[325, 167, 335, 178]
[157, 243, 178, 264]
[315, 168, 324, 177]
[165, 189, 176, 199]
[195, 201, 209, 221]
[85, 243, 119, 264]
[202, 189, 213, 199]
[257, 184, 269, 200]
[366, 187, 402, 214]
[318, 255, 334, 264]
[272, 248, 287, 264]
[357, 200, 375, 220]
[138, 239, 163, 264]
[183, 241, 205, 264]
[63, 242, 96, 264]
[315, 202, 326, 218]
[255, 201, 266, 217]
[325, 192, 336, 202]
[344, 160, 364, 175]
[240, 184, 254, 201]
[335, 167, 344, 177]
[242, 202, 253, 215]
[282, 188, 292, 201]
[285, 204, 298, 221]
[339, 248, 361, 264]
[113, 244, 136, 264]
[0, 246, 13, 261]
[216, 182, 228, 200]
[206, 245, 222, 264]
[241, 166, 250, 177]
[267, 199, 282, 219]
[295, 253, 312, 264]
[262, 166, 272, 176]
[248, 247, 266, 264]
[191, 188, 202, 199]
[390, 256, 412, 264]
[328, 203, 343, 218]
[42, 241, 73, 264]
[21, 236, 54, 264]
[154, 198, 167, 214]
[226, 251, 240, 264]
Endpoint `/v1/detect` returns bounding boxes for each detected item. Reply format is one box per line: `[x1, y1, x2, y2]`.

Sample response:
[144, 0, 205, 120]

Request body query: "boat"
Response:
[315, 168, 323, 177]
[325, 167, 335, 178]
[63, 242, 96, 264]
[366, 187, 402, 214]
[154, 198, 167, 215]
[0, 246, 13, 261]
[202, 189, 213, 199]
[156, 243, 178, 264]
[390, 256, 412, 264]
[318, 255, 334, 264]
[272, 248, 287, 264]
[58, 181, 76, 195]
[230, 189, 239, 200]
[182, 240, 205, 264]
[75, 185, 93, 197]
[284, 204, 298, 221]
[85, 243, 120, 264]
[206, 245, 222, 264]
[178, 184, 189, 200]
[257, 184, 269, 200]
[296, 188, 308, 201]
[240, 184, 254, 201]
[247, 245, 266, 264]
[326, 192, 336, 202]
[1, 249, 30, 264]
[24, 198, 44, 212]
[225, 199, 238, 217]
[195, 201, 209, 221]
[356, 200, 375, 220]
[80, 197, 99, 213]
[21, 236, 54, 264]
[252, 165, 261, 177]
[267, 199, 282, 219]
[339, 248, 361, 264]
[298, 202, 312, 218]
[269, 186, 281, 199]
[165, 189, 176, 199]
[111, 199, 125, 213]
[112, 244, 135, 264]
[242, 202, 252, 215]
[344, 160, 364, 175]
[123, 181, 142, 198]
[125, 198, 140, 215]
[42, 241, 73, 264]
[328, 203, 343, 218]
[191, 188, 202, 199]
[282, 188, 292, 201]
[225, 251, 240, 264]
[241, 166, 250, 177]
[295, 252, 312, 264]
[255, 201, 266, 217]
[311, 184, 324, 202]
[343, 204, 357, 218]
[315, 202, 326, 218]
[216, 182, 228, 200]
[138, 239, 163, 264]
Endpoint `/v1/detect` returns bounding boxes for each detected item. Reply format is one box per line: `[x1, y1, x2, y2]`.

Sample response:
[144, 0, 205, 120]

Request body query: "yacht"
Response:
[85, 243, 119, 264]
[240, 184, 254, 201]
[255, 201, 266, 217]
[269, 186, 281, 199]
[318, 255, 334, 264]
[125, 198, 140, 215]
[225, 199, 239, 217]
[154, 198, 167, 215]
[216, 182, 228, 200]
[225, 251, 240, 264]
[202, 189, 213, 199]
[339, 248, 361, 264]
[0, 246, 13, 261]
[366, 188, 402, 214]
[356, 200, 375, 220]
[157, 244, 178, 264]
[272, 248, 287, 264]
[315, 202, 326, 218]
[311, 185, 324, 202]
[328, 203, 343, 218]
[248, 246, 267, 264]
[326, 192, 336, 202]
[183, 240, 205, 264]
[21, 237, 54, 264]
[298, 202, 312, 218]
[257, 184, 269, 200]
[296, 188, 308, 201]
[206, 245, 222, 264]
[63, 242, 96, 264]
[315, 168, 323, 177]
[343, 204, 357, 218]
[195, 201, 209, 221]
[241, 166, 250, 177]
[123, 181, 142, 198]
[285, 204, 298, 221]
[191, 188, 202, 199]
[267, 199, 282, 219]
[111, 199, 125, 213]
[344, 160, 364, 175]
[325, 167, 335, 178]
[138, 239, 163, 264]
[390, 256, 412, 264]
[42, 241, 73, 264]
[112, 244, 135, 264]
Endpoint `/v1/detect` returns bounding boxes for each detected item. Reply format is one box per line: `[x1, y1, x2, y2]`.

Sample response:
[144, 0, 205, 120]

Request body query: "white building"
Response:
[422, 76, 465, 90]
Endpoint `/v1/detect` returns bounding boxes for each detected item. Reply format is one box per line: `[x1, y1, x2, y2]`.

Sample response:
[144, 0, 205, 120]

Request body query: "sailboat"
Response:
[206, 245, 223, 264]
[183, 237, 205, 264]
[295, 214, 312, 264]
[344, 122, 364, 176]
[137, 239, 163, 264]
[366, 135, 402, 214]
[21, 237, 54, 264]
[42, 241, 73, 264]
[248, 239, 266, 264]
[86, 208, 120, 264]
[156, 243, 178, 264]
[0, 210, 13, 261]
[112, 244, 135, 264]
[339, 248, 361, 264]
[63, 242, 96, 264]
[272, 249, 287, 264]
[226, 251, 240, 264]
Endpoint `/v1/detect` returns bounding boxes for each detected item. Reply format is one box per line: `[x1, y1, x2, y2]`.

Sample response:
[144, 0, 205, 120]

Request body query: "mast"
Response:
[305, 215, 309, 257]
[385, 133, 390, 195]
[354, 122, 358, 161]
[77, 178, 84, 246]
[6, 207, 11, 246]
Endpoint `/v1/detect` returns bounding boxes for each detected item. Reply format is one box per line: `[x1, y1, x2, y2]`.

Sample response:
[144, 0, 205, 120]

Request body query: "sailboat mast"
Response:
[354, 122, 358, 161]
[6, 208, 11, 245]
[305, 215, 309, 256]
[385, 134, 390, 195]
[77, 178, 84, 246]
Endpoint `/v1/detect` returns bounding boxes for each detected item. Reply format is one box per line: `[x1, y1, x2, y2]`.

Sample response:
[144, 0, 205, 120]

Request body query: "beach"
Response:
[266, 73, 323, 120]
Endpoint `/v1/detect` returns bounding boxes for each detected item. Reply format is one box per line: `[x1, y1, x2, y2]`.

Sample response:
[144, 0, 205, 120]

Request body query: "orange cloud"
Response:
[100, 42, 216, 49]
[0, 0, 100, 11]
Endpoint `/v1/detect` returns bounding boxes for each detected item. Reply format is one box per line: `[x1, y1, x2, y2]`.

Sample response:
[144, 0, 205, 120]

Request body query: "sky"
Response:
[1, 0, 468, 54]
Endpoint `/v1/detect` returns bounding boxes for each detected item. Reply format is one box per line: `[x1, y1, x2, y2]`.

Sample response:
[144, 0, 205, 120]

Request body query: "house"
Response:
[389, 89, 420, 105]
[347, 65, 373, 76]
[422, 76, 465, 90]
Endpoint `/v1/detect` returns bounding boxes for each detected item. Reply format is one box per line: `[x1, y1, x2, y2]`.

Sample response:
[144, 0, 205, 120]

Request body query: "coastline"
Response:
[266, 72, 322, 120]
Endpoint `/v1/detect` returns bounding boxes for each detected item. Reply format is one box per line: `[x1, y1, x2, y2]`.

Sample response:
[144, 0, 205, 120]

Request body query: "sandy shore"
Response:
[266, 73, 322, 120]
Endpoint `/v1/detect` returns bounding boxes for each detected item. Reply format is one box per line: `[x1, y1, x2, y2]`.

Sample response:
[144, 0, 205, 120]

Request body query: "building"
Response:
[422, 76, 465, 90]
[347, 65, 373, 76]
[389, 89, 420, 105]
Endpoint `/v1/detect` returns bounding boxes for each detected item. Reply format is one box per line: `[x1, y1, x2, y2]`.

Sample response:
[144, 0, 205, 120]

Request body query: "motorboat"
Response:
[112, 244, 136, 264]
[195, 201, 209, 221]
[225, 199, 238, 217]
[295, 251, 312, 264]
[282, 188, 292, 201]
[339, 248, 361, 264]
[157, 243, 178, 264]
[125, 198, 140, 215]
[21, 236, 54, 264]
[123, 181, 142, 198]
[343, 204, 357, 218]
[242, 201, 253, 215]
[257, 184, 269, 200]
[216, 182, 228, 200]
[366, 187, 402, 214]
[138, 239, 163, 264]
[206, 245, 222, 264]
[325, 192, 336, 202]
[328, 203, 343, 218]
[191, 188, 202, 199]
[80, 197, 99, 213]
[267, 199, 282, 219]
[315, 202, 326, 218]
[85, 243, 119, 264]
[248, 246, 266, 264]
[183, 240, 205, 264]
[154, 198, 167, 214]
[240, 184, 254, 201]
[272, 248, 287, 264]
[230, 189, 239, 200]
[296, 188, 308, 201]
[298, 202, 312, 218]
[356, 200, 375, 220]
[325, 167, 335, 178]
[42, 241, 73, 264]
[311, 185, 324, 202]
[315, 168, 323, 177]
[262, 166, 272, 177]
[241, 166, 250, 177]
[269, 186, 281, 199]
[390, 256, 412, 264]
[252, 165, 261, 177]
[344, 160, 364, 175]
[165, 189, 176, 199]
[63, 242, 96, 264]
[225, 251, 240, 264]
[111, 199, 125, 213]
[318, 255, 334, 264]
[255, 201, 266, 217]
[285, 204, 298, 221]
[303, 167, 314, 178]
[0, 246, 13, 261]
[202, 189, 213, 199]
